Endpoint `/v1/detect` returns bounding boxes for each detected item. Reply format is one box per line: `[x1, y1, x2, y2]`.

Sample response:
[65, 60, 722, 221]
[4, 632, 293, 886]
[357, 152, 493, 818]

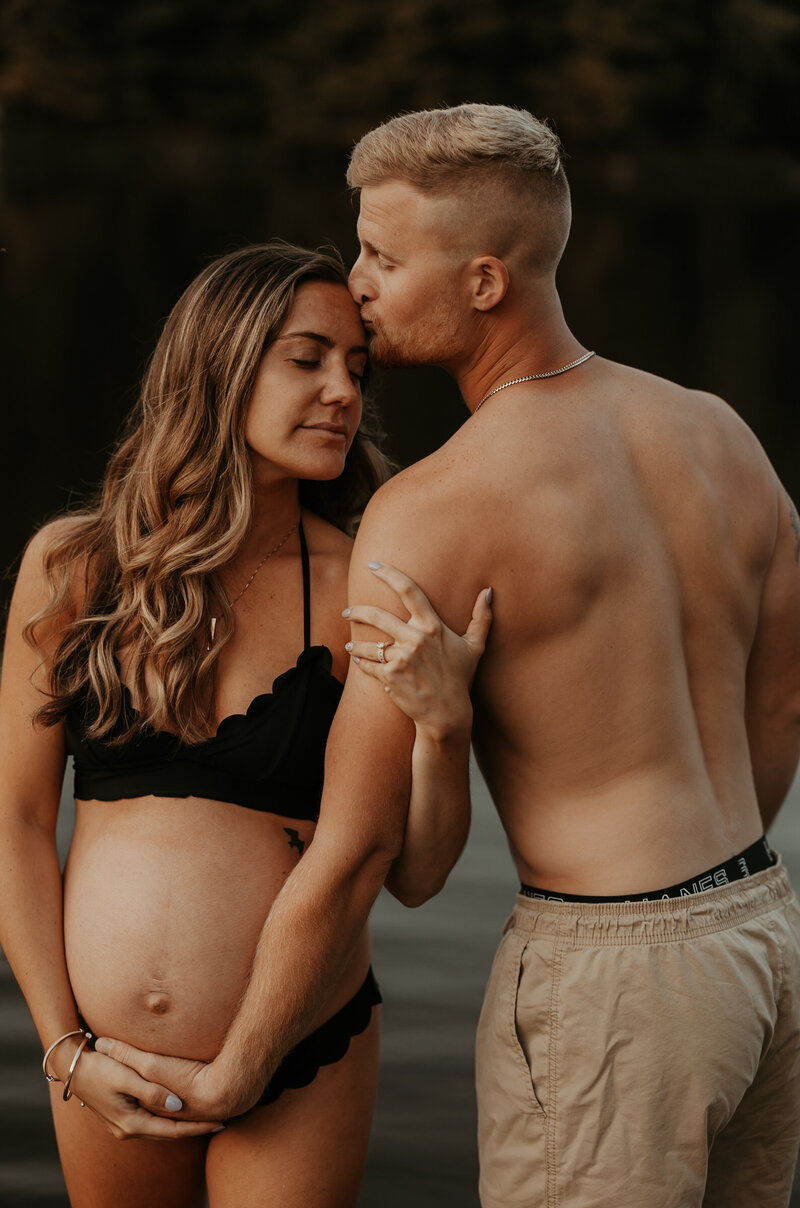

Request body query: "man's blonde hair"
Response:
[347, 102, 564, 189]
[347, 103, 571, 275]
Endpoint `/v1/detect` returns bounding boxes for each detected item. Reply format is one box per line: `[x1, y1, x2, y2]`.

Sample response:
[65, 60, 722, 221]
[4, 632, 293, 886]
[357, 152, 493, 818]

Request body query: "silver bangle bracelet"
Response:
[42, 1029, 85, 1084]
[62, 1032, 93, 1102]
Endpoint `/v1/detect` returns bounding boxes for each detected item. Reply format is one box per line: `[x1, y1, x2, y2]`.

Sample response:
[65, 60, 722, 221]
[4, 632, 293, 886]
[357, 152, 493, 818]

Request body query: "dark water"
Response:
[2, 766, 800, 1206]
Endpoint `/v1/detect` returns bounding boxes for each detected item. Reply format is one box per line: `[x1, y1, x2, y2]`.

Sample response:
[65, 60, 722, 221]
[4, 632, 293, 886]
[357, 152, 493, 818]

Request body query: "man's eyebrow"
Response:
[277, 331, 368, 355]
[360, 236, 392, 259]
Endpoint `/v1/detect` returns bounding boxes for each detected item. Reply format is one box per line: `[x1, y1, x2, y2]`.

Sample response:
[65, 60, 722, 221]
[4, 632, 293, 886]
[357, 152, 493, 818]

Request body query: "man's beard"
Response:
[365, 299, 463, 369]
[366, 324, 423, 367]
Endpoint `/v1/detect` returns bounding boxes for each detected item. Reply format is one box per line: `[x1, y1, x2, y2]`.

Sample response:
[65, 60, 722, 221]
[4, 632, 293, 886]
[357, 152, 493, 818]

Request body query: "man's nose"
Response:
[348, 258, 374, 304]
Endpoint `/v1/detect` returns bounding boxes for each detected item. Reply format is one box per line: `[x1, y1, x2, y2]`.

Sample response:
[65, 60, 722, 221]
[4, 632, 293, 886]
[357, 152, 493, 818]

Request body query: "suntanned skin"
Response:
[97, 176, 800, 1123]
[362, 363, 793, 894]
[347, 179, 800, 894]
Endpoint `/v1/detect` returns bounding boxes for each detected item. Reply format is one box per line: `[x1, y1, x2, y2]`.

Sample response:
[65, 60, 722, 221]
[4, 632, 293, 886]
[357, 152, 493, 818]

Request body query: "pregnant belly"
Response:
[64, 797, 328, 1062]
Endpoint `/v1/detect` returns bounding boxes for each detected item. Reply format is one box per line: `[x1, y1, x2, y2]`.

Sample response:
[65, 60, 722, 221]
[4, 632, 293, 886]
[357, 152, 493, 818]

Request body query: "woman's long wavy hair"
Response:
[25, 242, 392, 744]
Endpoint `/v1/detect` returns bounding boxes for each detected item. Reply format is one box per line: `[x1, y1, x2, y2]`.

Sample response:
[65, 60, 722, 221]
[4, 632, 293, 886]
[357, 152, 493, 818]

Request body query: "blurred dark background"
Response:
[2, 0, 800, 601]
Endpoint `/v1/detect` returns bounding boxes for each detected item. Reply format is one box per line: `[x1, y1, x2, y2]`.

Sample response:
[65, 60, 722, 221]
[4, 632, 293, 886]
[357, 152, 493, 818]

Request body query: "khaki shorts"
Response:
[476, 859, 800, 1208]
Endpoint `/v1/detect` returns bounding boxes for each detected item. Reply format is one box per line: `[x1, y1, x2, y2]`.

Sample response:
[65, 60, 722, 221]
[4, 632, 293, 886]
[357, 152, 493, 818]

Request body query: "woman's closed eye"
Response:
[292, 358, 364, 385]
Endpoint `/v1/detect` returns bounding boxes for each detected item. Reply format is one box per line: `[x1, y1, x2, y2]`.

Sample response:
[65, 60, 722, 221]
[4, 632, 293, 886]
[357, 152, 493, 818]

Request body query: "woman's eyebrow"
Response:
[277, 331, 368, 354]
[277, 330, 333, 346]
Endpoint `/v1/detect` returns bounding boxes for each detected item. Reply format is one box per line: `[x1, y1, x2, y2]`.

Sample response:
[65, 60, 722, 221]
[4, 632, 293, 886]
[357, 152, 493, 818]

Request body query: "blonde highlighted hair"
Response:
[26, 242, 390, 744]
[347, 102, 565, 190]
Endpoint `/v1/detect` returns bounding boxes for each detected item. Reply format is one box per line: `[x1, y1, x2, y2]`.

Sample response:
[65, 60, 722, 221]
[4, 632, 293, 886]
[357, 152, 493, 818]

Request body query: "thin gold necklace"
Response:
[209, 518, 300, 647]
[474, 350, 596, 413]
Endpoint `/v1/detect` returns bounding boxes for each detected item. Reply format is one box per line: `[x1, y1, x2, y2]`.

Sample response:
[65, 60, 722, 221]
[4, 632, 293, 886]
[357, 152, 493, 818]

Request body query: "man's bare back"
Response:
[355, 357, 799, 895]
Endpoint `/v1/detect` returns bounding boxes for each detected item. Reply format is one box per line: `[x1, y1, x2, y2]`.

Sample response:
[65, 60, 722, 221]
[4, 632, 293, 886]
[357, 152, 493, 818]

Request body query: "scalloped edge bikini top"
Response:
[65, 521, 344, 820]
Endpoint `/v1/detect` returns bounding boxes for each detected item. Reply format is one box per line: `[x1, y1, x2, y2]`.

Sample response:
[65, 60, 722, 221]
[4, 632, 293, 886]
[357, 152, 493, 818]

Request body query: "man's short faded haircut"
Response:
[347, 102, 564, 190]
[347, 103, 571, 275]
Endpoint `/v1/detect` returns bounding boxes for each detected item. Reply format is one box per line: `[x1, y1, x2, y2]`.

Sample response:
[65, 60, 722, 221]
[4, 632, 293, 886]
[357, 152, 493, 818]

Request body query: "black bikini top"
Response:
[64, 522, 343, 821]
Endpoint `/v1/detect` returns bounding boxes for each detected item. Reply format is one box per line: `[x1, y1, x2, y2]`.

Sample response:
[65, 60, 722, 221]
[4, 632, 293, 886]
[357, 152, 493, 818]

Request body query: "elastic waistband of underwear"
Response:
[519, 835, 776, 904]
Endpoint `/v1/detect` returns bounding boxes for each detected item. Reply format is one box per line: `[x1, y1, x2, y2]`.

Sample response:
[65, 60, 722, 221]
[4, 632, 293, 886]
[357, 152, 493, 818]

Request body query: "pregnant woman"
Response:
[0, 243, 488, 1207]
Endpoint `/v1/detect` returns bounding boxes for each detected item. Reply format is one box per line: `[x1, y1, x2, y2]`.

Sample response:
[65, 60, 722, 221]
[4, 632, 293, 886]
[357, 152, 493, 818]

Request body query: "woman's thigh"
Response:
[50, 1085, 208, 1208]
[205, 1009, 381, 1208]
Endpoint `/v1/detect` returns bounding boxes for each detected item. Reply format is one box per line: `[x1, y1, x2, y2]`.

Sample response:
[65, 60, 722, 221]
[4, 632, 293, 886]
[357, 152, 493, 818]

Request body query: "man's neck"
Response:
[447, 285, 585, 413]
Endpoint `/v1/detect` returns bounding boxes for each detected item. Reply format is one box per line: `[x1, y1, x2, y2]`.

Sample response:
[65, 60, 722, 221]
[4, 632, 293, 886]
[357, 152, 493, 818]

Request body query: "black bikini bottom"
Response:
[256, 967, 382, 1107]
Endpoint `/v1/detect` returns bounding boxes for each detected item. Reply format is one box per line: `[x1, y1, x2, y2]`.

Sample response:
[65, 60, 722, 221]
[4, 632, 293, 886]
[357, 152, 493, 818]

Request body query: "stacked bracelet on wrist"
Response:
[42, 1027, 94, 1104]
[62, 1033, 92, 1101]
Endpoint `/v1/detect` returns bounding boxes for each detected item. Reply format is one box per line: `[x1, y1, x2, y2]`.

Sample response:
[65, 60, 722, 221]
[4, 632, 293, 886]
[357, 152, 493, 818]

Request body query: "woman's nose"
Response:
[321, 363, 361, 405]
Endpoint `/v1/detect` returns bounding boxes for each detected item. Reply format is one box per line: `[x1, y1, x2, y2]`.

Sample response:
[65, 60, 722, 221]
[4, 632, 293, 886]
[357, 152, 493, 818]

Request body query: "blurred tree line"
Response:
[1, 0, 799, 598]
[2, 0, 798, 160]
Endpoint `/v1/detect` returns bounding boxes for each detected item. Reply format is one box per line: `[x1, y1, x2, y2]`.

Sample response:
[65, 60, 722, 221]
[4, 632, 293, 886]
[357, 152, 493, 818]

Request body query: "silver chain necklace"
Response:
[474, 350, 596, 413]
[209, 517, 300, 647]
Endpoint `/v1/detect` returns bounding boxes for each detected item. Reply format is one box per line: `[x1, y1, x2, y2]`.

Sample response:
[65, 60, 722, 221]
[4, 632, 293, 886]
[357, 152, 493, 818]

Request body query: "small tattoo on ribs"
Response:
[284, 827, 305, 855]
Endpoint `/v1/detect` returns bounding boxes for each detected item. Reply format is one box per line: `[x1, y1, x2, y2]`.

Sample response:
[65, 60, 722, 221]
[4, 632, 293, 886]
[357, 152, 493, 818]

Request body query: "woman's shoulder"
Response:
[301, 511, 354, 559]
[21, 513, 97, 584]
[301, 510, 353, 599]
[16, 513, 96, 620]
[24, 513, 90, 561]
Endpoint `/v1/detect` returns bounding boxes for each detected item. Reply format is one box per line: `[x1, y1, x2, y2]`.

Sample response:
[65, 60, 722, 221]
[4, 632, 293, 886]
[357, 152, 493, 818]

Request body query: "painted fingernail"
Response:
[345, 641, 353, 651]
[165, 1094, 182, 1112]
[212, 1125, 226, 1133]
[486, 587, 493, 605]
[367, 561, 382, 570]
[341, 607, 351, 618]
[94, 1038, 112, 1055]
[353, 656, 361, 663]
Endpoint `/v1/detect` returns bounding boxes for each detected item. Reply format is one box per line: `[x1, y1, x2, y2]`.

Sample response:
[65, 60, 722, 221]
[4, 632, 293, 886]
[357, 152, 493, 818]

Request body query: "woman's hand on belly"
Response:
[49, 1040, 224, 1139]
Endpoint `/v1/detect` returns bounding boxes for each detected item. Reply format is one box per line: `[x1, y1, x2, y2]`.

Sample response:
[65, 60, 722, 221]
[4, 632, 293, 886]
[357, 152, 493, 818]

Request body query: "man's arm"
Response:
[343, 562, 492, 907]
[205, 646, 414, 1115]
[746, 487, 800, 828]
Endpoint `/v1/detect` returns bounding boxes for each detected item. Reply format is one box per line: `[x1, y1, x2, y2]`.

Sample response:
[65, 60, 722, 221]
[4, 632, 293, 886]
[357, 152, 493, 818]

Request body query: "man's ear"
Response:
[468, 256, 509, 312]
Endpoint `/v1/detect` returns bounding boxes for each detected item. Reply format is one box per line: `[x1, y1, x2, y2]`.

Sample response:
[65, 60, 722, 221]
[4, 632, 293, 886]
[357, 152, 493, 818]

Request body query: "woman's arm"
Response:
[1, 530, 90, 1053]
[344, 565, 492, 905]
[0, 527, 220, 1140]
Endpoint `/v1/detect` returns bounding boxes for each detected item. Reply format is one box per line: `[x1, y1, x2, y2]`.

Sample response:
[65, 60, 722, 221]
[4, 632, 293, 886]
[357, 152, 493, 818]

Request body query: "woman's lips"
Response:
[303, 423, 348, 439]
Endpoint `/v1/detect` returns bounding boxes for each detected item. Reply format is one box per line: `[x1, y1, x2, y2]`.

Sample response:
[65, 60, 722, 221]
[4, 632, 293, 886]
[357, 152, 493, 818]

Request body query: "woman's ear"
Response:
[468, 256, 510, 312]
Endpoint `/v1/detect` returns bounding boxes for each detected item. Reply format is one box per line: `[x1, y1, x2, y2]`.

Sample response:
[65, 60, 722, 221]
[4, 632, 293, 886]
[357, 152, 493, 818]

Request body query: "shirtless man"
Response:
[100, 104, 800, 1206]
